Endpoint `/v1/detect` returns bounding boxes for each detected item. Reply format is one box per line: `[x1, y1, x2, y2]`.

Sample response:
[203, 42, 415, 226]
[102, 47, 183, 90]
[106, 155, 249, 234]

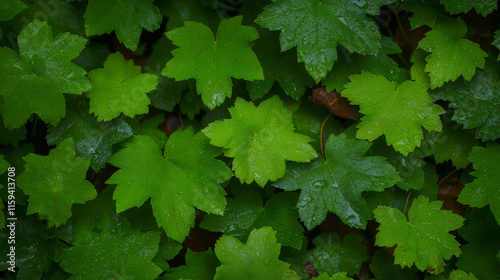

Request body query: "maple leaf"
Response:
[374, 196, 465, 272]
[17, 138, 97, 227]
[203, 95, 317, 187]
[201, 182, 304, 249]
[431, 62, 500, 141]
[83, 0, 162, 51]
[303, 233, 369, 276]
[60, 224, 162, 279]
[106, 127, 233, 242]
[162, 16, 263, 109]
[440, 0, 498, 15]
[0, 20, 90, 129]
[214, 227, 300, 280]
[87, 52, 158, 121]
[275, 130, 399, 229]
[0, 0, 26, 21]
[342, 71, 445, 156]
[255, 0, 390, 82]
[47, 97, 133, 171]
[458, 143, 500, 224]
[419, 17, 487, 89]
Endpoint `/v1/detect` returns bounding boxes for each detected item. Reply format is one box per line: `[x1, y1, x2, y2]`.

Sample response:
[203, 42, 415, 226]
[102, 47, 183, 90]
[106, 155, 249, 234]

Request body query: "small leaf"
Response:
[17, 138, 97, 227]
[203, 95, 316, 187]
[419, 17, 487, 89]
[214, 227, 300, 280]
[342, 71, 445, 156]
[87, 52, 158, 121]
[163, 16, 263, 109]
[374, 196, 465, 272]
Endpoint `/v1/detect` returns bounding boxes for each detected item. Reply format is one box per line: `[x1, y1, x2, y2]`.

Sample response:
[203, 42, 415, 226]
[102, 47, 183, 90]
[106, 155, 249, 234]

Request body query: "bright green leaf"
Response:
[202, 182, 304, 249]
[342, 71, 445, 156]
[303, 233, 368, 277]
[60, 224, 162, 279]
[107, 127, 233, 242]
[47, 97, 133, 171]
[431, 61, 500, 141]
[458, 143, 500, 224]
[0, 20, 90, 128]
[214, 227, 300, 280]
[419, 17, 487, 89]
[203, 95, 316, 187]
[256, 0, 389, 82]
[0, 0, 27, 21]
[164, 249, 219, 280]
[275, 130, 400, 229]
[162, 16, 263, 109]
[83, 0, 162, 51]
[17, 138, 97, 227]
[87, 52, 158, 121]
[440, 0, 498, 15]
[374, 196, 465, 272]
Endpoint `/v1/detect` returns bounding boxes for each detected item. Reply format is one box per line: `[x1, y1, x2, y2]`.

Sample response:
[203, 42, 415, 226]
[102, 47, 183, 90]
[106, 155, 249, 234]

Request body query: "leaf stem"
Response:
[320, 112, 332, 159]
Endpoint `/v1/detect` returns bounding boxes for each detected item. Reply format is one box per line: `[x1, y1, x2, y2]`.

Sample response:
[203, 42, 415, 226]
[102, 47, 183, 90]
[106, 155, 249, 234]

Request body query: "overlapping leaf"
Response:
[256, 0, 390, 82]
[163, 16, 263, 109]
[458, 143, 500, 223]
[84, 0, 162, 51]
[440, 0, 498, 15]
[0, 20, 90, 128]
[17, 138, 97, 227]
[275, 130, 399, 229]
[374, 196, 465, 272]
[107, 127, 233, 242]
[47, 97, 133, 171]
[419, 17, 487, 89]
[431, 62, 500, 141]
[214, 227, 300, 280]
[0, 0, 26, 21]
[203, 96, 316, 187]
[342, 71, 445, 155]
[87, 52, 158, 121]
[164, 249, 219, 280]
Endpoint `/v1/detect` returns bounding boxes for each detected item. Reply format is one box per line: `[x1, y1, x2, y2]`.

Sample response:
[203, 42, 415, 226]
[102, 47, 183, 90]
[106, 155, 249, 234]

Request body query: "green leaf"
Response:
[370, 249, 420, 280]
[60, 223, 162, 279]
[164, 249, 219, 280]
[255, 0, 389, 82]
[458, 143, 500, 223]
[125, 114, 167, 148]
[17, 138, 97, 227]
[201, 182, 304, 249]
[324, 37, 401, 92]
[431, 62, 500, 141]
[157, 0, 220, 32]
[0, 0, 27, 21]
[203, 95, 316, 187]
[107, 127, 233, 242]
[423, 120, 478, 169]
[0, 116, 26, 146]
[214, 227, 300, 280]
[83, 0, 162, 51]
[449, 270, 478, 280]
[0, 20, 90, 128]
[403, 0, 438, 29]
[410, 49, 431, 88]
[456, 207, 500, 279]
[419, 17, 487, 89]
[275, 130, 399, 229]
[303, 233, 368, 277]
[47, 97, 133, 171]
[162, 16, 263, 109]
[87, 52, 158, 121]
[440, 0, 498, 15]
[374, 196, 465, 272]
[0, 155, 8, 229]
[342, 71, 445, 156]
[316, 272, 351, 280]
[247, 28, 313, 101]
